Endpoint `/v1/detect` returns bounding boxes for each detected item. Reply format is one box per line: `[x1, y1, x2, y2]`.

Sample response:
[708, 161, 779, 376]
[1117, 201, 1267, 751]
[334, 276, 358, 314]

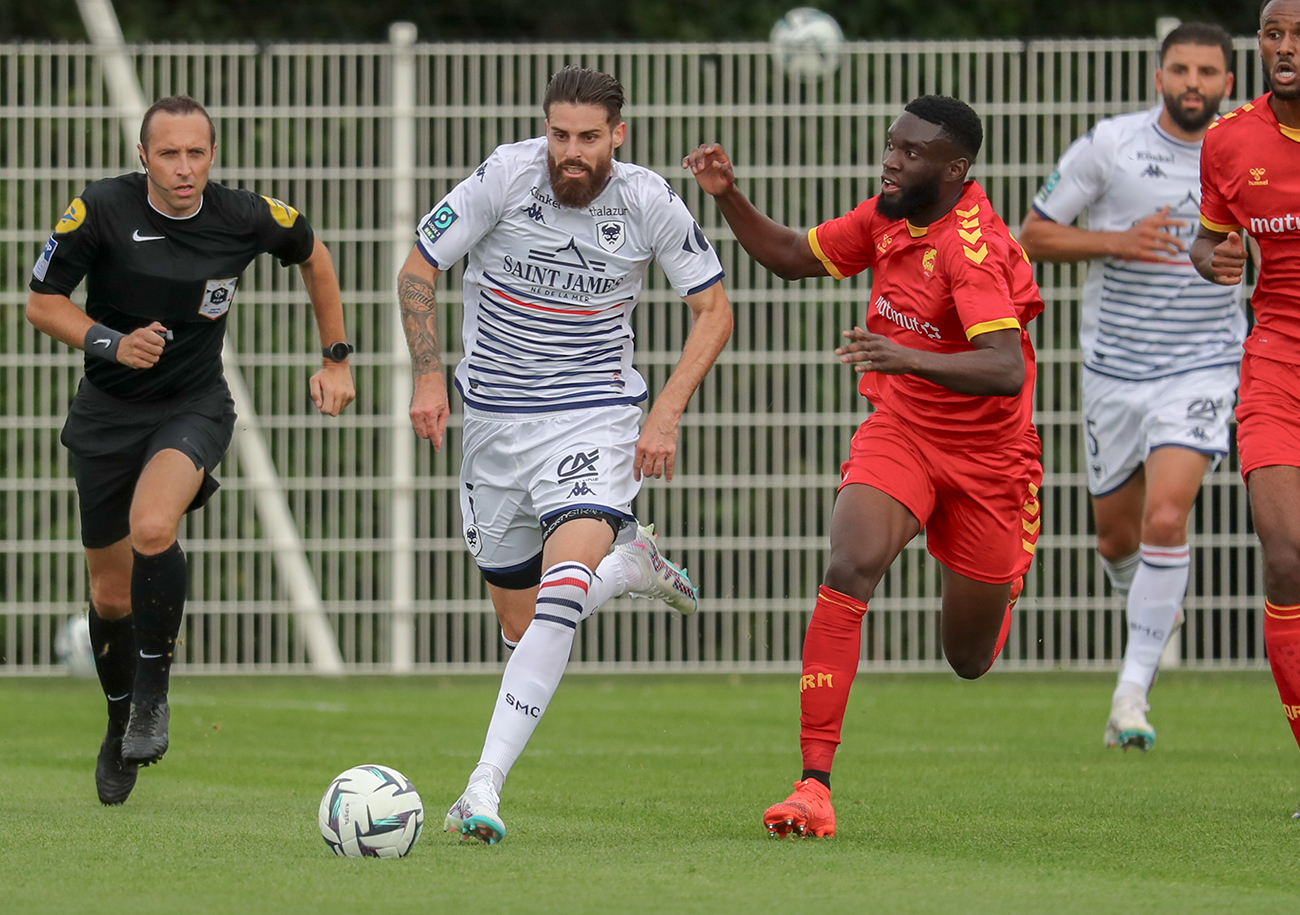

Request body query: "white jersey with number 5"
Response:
[1032, 106, 1244, 381]
[414, 137, 725, 414]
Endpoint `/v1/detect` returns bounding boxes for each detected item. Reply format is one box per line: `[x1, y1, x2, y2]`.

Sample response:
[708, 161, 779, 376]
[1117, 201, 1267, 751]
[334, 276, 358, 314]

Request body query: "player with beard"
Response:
[1193, 0, 1300, 819]
[1018, 23, 1241, 753]
[685, 95, 1043, 837]
[398, 66, 732, 844]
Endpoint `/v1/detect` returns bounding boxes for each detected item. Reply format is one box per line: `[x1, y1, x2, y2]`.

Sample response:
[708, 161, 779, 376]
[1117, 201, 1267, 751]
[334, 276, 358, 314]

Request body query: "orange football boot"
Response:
[763, 777, 835, 838]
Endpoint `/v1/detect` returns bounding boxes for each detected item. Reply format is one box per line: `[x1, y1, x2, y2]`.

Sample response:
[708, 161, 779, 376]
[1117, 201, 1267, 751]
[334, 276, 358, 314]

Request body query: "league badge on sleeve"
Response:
[199, 277, 239, 319]
[32, 236, 57, 282]
[421, 203, 459, 245]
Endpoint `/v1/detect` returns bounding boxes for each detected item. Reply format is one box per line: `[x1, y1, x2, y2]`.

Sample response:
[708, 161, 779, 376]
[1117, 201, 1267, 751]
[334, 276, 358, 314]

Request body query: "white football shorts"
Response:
[1082, 364, 1239, 497]
[458, 403, 642, 573]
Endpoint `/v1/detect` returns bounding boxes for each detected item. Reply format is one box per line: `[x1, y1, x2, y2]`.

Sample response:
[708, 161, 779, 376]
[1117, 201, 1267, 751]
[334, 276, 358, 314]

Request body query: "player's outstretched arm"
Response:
[299, 237, 356, 416]
[397, 247, 450, 449]
[1190, 225, 1245, 285]
[26, 292, 167, 369]
[1018, 206, 1186, 264]
[683, 143, 827, 281]
[635, 280, 734, 482]
[837, 326, 1024, 397]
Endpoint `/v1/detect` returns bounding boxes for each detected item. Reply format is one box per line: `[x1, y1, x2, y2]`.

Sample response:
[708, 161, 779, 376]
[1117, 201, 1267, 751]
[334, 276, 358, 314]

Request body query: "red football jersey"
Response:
[809, 180, 1043, 442]
[1200, 94, 1300, 363]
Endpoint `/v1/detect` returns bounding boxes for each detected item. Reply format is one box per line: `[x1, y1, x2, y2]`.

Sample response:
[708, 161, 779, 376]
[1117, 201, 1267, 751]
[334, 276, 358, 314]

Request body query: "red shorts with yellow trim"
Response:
[838, 410, 1042, 584]
[1236, 352, 1300, 481]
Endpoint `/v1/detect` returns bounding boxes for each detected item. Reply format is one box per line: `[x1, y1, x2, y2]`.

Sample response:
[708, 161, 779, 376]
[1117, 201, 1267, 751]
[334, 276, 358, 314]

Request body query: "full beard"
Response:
[875, 177, 941, 221]
[548, 155, 613, 209]
[1163, 89, 1220, 132]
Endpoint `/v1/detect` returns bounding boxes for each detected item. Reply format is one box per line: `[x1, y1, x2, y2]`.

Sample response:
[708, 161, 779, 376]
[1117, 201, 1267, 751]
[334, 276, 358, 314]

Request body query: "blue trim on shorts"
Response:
[1147, 442, 1227, 459]
[478, 552, 543, 576]
[1081, 359, 1243, 382]
[1090, 465, 1143, 499]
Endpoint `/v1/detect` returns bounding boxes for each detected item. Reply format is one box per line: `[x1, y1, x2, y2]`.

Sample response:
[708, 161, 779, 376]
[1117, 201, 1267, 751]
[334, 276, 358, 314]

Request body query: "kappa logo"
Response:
[475, 160, 488, 182]
[1189, 427, 1209, 442]
[597, 220, 626, 253]
[558, 449, 600, 481]
[1249, 167, 1268, 186]
[568, 481, 597, 498]
[1140, 164, 1168, 179]
[521, 202, 546, 223]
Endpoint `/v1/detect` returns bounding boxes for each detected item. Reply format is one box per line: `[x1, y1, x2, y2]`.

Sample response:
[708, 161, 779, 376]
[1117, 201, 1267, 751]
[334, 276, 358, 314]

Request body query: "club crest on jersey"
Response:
[260, 196, 300, 228]
[199, 277, 239, 319]
[921, 248, 937, 276]
[55, 198, 87, 234]
[596, 220, 626, 253]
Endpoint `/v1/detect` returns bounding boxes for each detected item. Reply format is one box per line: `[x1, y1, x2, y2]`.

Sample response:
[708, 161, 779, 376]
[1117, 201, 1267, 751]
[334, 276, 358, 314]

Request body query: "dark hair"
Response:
[140, 96, 215, 150]
[543, 67, 625, 126]
[903, 95, 983, 161]
[1160, 22, 1234, 68]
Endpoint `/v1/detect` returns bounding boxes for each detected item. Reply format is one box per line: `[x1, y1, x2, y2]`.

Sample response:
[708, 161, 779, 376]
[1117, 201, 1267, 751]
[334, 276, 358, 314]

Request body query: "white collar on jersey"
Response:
[147, 193, 205, 221]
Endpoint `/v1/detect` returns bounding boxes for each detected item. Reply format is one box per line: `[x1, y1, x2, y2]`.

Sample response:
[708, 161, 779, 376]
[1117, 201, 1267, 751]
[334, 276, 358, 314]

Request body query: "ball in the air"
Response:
[318, 764, 424, 858]
[770, 8, 845, 79]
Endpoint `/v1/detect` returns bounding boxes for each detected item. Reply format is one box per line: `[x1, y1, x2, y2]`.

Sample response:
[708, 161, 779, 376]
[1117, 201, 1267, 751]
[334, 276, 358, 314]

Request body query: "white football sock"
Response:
[585, 550, 636, 617]
[1116, 543, 1190, 697]
[477, 562, 591, 782]
[1102, 550, 1141, 594]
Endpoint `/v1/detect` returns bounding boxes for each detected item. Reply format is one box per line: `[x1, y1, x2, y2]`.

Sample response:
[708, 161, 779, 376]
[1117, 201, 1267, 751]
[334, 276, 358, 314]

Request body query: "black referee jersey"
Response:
[30, 173, 315, 402]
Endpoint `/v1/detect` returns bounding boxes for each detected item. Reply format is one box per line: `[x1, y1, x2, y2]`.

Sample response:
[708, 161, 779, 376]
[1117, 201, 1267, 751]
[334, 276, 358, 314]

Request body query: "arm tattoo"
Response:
[399, 272, 443, 377]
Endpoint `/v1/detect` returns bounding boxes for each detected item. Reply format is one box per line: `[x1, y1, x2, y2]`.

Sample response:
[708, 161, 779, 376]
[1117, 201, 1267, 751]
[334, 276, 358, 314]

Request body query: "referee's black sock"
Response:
[130, 542, 188, 702]
[87, 605, 135, 731]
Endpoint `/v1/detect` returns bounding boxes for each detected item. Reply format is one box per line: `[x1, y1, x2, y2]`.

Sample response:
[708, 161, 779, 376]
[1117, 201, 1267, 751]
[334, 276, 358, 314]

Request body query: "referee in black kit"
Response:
[26, 96, 355, 805]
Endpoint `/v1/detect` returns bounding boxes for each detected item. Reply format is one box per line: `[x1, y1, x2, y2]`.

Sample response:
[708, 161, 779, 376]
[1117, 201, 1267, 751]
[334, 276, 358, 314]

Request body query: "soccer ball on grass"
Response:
[770, 8, 845, 80]
[318, 764, 424, 858]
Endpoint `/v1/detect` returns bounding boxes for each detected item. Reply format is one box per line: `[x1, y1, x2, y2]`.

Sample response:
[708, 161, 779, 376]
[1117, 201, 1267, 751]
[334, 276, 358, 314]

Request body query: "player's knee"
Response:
[130, 517, 179, 556]
[1096, 531, 1139, 564]
[946, 646, 992, 680]
[1141, 506, 1190, 546]
[1261, 543, 1300, 604]
[821, 554, 882, 605]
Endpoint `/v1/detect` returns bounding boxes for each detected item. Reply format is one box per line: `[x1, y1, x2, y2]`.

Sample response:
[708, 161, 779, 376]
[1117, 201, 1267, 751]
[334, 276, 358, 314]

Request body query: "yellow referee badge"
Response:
[55, 198, 86, 234]
[260, 195, 300, 228]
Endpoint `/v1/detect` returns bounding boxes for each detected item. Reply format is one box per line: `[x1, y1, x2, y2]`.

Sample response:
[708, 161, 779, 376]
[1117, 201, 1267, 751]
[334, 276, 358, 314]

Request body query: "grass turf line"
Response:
[1, 672, 1297, 914]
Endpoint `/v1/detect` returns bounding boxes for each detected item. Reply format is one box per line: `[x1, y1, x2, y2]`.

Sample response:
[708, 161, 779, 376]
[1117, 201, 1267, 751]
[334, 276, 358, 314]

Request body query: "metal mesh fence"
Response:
[0, 36, 1267, 674]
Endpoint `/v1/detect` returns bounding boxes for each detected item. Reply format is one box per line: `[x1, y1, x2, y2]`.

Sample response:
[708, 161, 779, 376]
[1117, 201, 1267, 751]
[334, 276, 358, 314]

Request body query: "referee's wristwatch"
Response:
[322, 341, 354, 363]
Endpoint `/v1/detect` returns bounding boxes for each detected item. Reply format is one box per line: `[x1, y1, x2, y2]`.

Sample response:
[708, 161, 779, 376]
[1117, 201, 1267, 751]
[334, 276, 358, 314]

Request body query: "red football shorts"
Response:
[838, 410, 1042, 584]
[1236, 352, 1300, 480]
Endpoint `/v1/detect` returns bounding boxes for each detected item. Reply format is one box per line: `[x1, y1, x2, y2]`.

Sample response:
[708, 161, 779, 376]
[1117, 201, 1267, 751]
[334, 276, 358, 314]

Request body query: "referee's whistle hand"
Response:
[117, 321, 168, 369]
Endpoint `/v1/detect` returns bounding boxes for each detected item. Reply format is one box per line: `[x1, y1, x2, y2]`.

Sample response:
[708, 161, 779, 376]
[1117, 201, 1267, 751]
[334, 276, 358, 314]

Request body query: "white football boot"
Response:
[444, 778, 506, 845]
[614, 523, 699, 616]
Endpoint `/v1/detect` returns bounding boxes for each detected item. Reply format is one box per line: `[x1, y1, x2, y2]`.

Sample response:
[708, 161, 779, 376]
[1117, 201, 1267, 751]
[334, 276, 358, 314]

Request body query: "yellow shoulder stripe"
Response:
[807, 226, 846, 280]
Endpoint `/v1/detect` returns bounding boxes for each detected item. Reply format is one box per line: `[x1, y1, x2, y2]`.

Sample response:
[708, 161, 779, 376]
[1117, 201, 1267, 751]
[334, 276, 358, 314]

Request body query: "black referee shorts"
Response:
[60, 379, 237, 549]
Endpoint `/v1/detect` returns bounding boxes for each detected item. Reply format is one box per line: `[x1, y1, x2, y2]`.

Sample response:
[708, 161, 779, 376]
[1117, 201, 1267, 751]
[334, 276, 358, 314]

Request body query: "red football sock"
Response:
[1264, 601, 1300, 751]
[981, 605, 1013, 677]
[799, 585, 867, 773]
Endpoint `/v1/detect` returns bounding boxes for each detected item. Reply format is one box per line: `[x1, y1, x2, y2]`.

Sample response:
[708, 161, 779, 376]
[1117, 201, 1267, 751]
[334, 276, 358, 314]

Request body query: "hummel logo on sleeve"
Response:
[132, 230, 166, 242]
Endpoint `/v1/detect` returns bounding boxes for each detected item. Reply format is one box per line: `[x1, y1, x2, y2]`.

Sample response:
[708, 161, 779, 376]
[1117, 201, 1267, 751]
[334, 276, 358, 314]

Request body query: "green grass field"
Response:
[2, 672, 1298, 914]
